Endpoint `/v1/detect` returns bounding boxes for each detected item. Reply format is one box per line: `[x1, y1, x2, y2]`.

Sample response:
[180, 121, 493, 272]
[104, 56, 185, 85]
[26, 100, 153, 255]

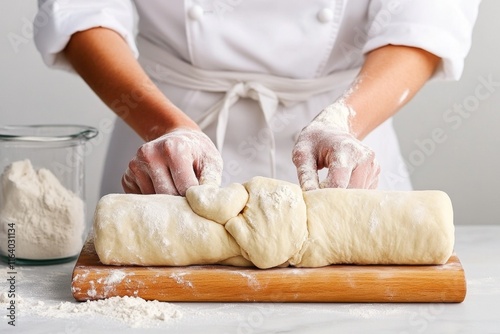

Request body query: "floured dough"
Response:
[297, 189, 453, 266]
[185, 183, 248, 224]
[93, 177, 454, 268]
[225, 177, 308, 268]
[93, 194, 242, 266]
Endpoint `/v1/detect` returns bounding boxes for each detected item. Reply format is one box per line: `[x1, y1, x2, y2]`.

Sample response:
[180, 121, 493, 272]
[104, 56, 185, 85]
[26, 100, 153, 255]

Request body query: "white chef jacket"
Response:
[34, 0, 480, 195]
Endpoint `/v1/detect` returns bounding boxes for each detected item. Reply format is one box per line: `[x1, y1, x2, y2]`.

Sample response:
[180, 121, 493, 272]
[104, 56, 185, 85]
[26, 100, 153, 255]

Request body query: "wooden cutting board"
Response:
[71, 238, 466, 303]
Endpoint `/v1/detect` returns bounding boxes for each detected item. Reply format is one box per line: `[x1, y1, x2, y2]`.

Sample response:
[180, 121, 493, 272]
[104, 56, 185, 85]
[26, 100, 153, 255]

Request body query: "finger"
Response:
[368, 175, 379, 189]
[123, 163, 155, 194]
[292, 145, 319, 191]
[148, 164, 179, 195]
[168, 155, 199, 196]
[355, 156, 380, 189]
[347, 157, 374, 189]
[367, 161, 381, 189]
[122, 169, 141, 194]
[346, 151, 379, 189]
[321, 166, 352, 189]
[294, 157, 319, 191]
[299, 165, 320, 191]
[347, 166, 370, 189]
[198, 156, 223, 186]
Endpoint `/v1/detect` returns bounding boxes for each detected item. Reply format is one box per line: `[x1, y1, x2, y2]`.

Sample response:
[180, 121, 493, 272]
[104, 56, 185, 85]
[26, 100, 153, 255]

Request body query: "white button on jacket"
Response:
[34, 0, 481, 194]
[188, 5, 204, 21]
[317, 8, 334, 23]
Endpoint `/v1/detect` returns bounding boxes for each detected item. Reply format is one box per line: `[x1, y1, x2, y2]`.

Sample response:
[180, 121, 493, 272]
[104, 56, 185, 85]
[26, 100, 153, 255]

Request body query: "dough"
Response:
[186, 183, 248, 224]
[93, 194, 242, 266]
[225, 177, 307, 269]
[297, 189, 454, 267]
[93, 177, 454, 268]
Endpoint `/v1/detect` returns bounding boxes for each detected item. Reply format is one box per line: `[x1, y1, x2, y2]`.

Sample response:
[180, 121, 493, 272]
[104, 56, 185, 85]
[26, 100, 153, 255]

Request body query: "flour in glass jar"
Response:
[0, 159, 85, 260]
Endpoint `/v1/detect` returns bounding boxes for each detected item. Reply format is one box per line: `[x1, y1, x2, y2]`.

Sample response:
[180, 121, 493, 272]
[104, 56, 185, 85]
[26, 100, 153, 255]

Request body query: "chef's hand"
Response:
[292, 101, 380, 191]
[122, 128, 223, 196]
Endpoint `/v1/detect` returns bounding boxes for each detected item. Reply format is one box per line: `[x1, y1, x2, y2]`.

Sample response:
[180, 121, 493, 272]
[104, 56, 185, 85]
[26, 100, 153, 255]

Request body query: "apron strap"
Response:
[138, 36, 359, 179]
[197, 81, 279, 177]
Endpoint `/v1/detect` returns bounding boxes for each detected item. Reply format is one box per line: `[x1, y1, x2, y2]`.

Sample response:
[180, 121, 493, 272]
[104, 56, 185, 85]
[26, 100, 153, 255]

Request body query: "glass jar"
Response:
[0, 125, 98, 265]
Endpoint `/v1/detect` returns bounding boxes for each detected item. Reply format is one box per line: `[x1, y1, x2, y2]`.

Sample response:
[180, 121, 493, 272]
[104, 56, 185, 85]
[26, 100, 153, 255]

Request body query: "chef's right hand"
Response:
[122, 128, 223, 196]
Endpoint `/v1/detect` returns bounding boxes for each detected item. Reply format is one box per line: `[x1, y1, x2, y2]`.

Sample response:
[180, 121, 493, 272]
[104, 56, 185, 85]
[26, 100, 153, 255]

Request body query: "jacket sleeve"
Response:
[34, 0, 137, 71]
[363, 0, 481, 80]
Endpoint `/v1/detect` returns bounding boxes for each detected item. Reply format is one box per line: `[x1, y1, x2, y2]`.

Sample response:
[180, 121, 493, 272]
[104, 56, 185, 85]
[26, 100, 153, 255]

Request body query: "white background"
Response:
[1, 1, 498, 226]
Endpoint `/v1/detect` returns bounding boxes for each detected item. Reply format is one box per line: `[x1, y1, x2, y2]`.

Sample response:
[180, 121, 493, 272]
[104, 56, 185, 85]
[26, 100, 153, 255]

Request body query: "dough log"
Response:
[93, 177, 454, 268]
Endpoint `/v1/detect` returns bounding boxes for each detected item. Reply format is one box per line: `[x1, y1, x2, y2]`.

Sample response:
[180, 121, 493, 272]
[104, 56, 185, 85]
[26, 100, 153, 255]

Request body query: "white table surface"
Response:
[1, 225, 499, 334]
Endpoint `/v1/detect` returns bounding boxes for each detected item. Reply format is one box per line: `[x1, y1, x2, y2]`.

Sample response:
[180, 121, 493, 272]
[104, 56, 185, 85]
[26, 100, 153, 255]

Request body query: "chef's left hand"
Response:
[292, 102, 380, 191]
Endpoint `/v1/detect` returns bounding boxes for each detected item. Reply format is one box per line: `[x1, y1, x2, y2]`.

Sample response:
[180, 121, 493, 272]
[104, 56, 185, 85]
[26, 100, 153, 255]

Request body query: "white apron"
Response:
[100, 0, 414, 194]
[34, 0, 480, 194]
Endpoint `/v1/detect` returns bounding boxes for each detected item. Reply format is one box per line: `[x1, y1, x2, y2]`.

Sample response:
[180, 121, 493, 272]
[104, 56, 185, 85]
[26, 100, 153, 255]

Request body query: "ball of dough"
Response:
[186, 183, 248, 224]
[225, 177, 308, 269]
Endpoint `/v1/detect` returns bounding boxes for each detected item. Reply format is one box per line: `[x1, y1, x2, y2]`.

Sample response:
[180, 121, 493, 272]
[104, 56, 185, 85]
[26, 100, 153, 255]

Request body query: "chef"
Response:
[34, 0, 480, 196]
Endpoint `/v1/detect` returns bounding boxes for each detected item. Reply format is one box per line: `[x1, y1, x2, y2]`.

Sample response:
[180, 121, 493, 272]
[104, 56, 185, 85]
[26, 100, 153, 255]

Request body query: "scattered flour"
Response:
[170, 272, 194, 288]
[235, 271, 261, 290]
[104, 270, 127, 285]
[345, 304, 411, 319]
[257, 185, 298, 210]
[0, 159, 85, 259]
[0, 294, 182, 328]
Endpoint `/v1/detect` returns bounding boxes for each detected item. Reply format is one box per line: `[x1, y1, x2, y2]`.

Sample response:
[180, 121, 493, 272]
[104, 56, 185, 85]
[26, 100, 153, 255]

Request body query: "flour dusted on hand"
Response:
[0, 159, 85, 259]
[292, 98, 379, 190]
[314, 99, 355, 133]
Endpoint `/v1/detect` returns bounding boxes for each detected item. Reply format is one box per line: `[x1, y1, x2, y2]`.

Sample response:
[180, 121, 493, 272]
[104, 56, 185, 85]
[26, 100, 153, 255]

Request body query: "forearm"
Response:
[64, 27, 198, 141]
[293, 45, 439, 189]
[345, 45, 440, 139]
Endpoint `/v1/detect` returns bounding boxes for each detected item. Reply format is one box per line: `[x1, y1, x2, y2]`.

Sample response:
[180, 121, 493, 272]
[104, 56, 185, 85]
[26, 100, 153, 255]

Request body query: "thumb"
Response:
[198, 155, 223, 186]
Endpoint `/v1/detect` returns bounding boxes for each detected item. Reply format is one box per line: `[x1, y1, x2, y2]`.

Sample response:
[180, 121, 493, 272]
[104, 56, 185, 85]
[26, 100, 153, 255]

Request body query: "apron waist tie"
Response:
[137, 36, 360, 179]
